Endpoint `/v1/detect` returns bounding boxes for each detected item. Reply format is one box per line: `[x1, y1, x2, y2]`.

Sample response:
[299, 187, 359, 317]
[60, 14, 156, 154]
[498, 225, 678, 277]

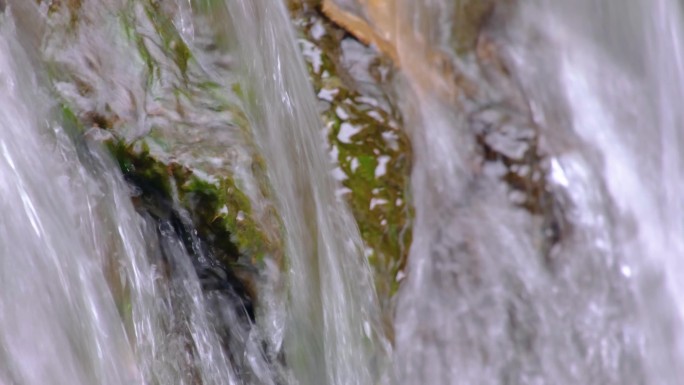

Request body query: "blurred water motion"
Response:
[3, 0, 684, 384]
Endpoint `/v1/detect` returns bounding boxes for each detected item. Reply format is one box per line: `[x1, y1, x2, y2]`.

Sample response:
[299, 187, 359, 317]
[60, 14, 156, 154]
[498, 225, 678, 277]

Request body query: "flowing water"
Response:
[0, 0, 384, 384]
[0, 10, 260, 385]
[504, 0, 684, 382]
[391, 0, 684, 384]
[0, 19, 136, 384]
[5, 0, 684, 384]
[221, 2, 387, 385]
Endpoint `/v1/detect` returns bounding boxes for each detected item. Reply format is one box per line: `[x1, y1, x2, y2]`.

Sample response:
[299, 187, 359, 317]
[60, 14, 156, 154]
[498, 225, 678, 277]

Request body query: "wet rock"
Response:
[289, 0, 414, 326]
[42, 0, 282, 306]
[320, 0, 564, 262]
[320, 0, 494, 62]
[43, 0, 415, 324]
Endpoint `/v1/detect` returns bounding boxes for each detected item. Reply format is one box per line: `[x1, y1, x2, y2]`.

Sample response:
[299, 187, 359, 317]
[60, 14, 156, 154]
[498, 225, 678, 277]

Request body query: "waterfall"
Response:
[0, 18, 137, 384]
[0, 12, 255, 385]
[500, 0, 684, 382]
[390, 0, 684, 383]
[5, 0, 684, 384]
[220, 1, 388, 384]
[0, 0, 387, 384]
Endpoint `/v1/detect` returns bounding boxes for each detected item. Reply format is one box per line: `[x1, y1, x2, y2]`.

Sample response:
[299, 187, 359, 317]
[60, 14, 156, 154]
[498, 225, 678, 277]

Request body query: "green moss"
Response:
[107, 138, 272, 267]
[173, 39, 192, 78]
[103, 2, 276, 269]
[109, 141, 171, 196]
[290, 4, 414, 305]
[47, 0, 416, 326]
[59, 104, 83, 139]
[42, 0, 279, 328]
[181, 177, 271, 264]
[120, 0, 195, 83]
[356, 155, 377, 182]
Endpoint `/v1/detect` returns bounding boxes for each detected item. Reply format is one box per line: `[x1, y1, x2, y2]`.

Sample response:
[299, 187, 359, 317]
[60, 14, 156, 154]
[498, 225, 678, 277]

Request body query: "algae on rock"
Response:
[41, 0, 416, 330]
[289, 1, 414, 327]
[40, 0, 284, 289]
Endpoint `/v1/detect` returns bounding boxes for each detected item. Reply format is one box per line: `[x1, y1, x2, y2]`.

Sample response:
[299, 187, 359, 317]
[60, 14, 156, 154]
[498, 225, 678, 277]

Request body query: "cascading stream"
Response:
[0, 0, 388, 384]
[0, 11, 257, 385]
[0, 18, 135, 385]
[6, 0, 684, 384]
[218, 1, 389, 384]
[390, 0, 684, 384]
[500, 0, 684, 382]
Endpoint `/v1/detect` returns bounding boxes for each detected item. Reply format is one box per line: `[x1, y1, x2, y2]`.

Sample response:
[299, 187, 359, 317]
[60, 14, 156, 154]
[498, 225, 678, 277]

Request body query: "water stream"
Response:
[0, 12, 256, 385]
[391, 0, 684, 384]
[502, 0, 684, 382]
[0, 19, 137, 384]
[4, 0, 684, 384]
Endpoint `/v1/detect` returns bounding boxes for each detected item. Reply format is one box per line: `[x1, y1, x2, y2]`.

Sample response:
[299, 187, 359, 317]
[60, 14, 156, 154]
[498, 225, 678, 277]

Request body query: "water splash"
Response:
[501, 0, 684, 382]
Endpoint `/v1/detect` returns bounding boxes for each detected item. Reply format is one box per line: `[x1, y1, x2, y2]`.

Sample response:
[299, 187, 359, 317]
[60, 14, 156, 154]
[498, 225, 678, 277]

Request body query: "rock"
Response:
[41, 0, 283, 302]
[288, 0, 413, 334]
[321, 0, 494, 62]
[321, 0, 398, 62]
[41, 0, 415, 325]
[320, 0, 563, 262]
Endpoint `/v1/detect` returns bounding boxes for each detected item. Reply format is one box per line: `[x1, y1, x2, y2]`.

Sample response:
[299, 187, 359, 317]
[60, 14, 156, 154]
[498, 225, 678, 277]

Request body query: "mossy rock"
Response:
[44, 1, 283, 298]
[108, 140, 274, 267]
[44, 0, 414, 324]
[289, 1, 414, 323]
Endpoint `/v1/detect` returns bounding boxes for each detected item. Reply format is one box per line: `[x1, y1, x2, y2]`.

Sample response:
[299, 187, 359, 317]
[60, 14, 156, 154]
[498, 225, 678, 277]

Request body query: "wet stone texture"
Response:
[39, 0, 415, 325]
[289, 0, 413, 325]
[36, 0, 565, 321]
[318, 0, 563, 268]
[33, 0, 568, 355]
[40, 0, 284, 297]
